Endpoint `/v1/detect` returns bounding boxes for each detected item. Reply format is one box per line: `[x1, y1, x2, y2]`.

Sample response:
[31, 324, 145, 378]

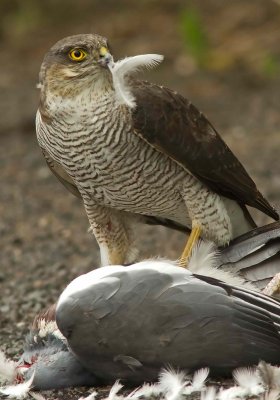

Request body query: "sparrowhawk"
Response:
[36, 33, 278, 266]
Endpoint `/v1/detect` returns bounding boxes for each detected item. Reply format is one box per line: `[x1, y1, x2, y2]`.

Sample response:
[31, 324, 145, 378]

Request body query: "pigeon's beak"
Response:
[98, 47, 113, 68]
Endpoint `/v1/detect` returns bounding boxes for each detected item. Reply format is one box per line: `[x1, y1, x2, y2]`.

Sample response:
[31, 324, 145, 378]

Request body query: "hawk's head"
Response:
[39, 33, 163, 108]
[39, 34, 113, 97]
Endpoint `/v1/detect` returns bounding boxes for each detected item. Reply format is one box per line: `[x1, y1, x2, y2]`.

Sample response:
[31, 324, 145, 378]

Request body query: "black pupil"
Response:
[74, 50, 81, 58]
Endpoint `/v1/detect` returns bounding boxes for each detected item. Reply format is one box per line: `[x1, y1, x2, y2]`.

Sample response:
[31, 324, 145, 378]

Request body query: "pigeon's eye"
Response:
[68, 49, 87, 61]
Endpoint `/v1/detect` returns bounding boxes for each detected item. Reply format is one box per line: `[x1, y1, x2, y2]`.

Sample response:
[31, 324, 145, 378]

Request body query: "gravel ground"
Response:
[1, 1, 280, 398]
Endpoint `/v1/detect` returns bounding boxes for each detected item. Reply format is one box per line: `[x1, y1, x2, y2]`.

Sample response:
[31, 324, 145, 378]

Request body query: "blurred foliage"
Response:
[261, 54, 280, 78]
[178, 4, 280, 79]
[0, 0, 44, 37]
[179, 7, 209, 67]
[0, 0, 119, 41]
[1, 0, 279, 81]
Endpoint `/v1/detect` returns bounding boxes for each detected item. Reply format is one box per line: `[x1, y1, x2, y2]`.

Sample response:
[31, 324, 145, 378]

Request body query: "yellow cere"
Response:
[99, 46, 108, 57]
[69, 49, 87, 61]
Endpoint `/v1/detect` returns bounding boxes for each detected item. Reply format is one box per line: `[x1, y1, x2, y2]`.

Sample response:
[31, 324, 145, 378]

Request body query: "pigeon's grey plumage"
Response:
[55, 260, 280, 385]
[16, 244, 280, 390]
[219, 221, 280, 290]
[36, 33, 278, 265]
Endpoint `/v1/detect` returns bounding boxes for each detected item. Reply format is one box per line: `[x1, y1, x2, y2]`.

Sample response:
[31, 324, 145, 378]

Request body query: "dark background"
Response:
[1, 0, 280, 398]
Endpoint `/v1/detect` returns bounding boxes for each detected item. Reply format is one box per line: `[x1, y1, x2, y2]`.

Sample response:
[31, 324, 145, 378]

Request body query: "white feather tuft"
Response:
[191, 368, 209, 391]
[111, 54, 164, 75]
[109, 54, 164, 108]
[218, 385, 248, 400]
[0, 371, 34, 399]
[78, 390, 98, 400]
[264, 389, 280, 400]
[107, 380, 124, 400]
[30, 391, 48, 400]
[37, 319, 65, 341]
[201, 386, 217, 400]
[1, 363, 277, 400]
[188, 241, 257, 290]
[125, 383, 161, 399]
[188, 241, 218, 272]
[0, 350, 17, 384]
[159, 368, 188, 400]
[217, 366, 265, 399]
[257, 361, 280, 389]
[183, 368, 209, 395]
[233, 366, 263, 394]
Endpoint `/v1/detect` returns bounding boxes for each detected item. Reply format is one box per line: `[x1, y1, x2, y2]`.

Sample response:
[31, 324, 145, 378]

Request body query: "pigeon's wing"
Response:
[219, 222, 280, 289]
[131, 80, 278, 220]
[56, 262, 280, 384]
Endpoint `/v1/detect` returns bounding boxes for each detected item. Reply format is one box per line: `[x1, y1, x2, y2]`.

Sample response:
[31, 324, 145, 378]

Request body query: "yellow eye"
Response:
[68, 49, 87, 61]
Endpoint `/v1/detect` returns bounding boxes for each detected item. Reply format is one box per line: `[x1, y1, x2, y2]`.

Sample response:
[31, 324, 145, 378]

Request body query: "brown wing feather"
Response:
[131, 80, 278, 221]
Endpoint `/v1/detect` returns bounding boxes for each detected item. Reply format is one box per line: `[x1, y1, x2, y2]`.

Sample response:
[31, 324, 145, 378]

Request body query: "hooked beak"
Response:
[98, 47, 113, 68]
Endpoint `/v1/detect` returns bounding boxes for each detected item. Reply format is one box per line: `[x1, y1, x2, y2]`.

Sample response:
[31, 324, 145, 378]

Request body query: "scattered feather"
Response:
[37, 319, 65, 341]
[109, 54, 164, 108]
[201, 386, 217, 400]
[159, 368, 187, 400]
[0, 372, 34, 399]
[0, 350, 17, 384]
[107, 380, 124, 400]
[264, 388, 280, 400]
[191, 368, 209, 391]
[218, 385, 248, 400]
[188, 241, 256, 290]
[233, 366, 264, 395]
[78, 390, 98, 400]
[258, 361, 280, 389]
[218, 367, 265, 399]
[126, 383, 161, 399]
[30, 391, 48, 400]
[183, 369, 208, 395]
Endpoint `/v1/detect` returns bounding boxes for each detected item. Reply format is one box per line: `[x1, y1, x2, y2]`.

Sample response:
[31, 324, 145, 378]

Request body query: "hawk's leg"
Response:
[179, 222, 201, 267]
[84, 201, 138, 266]
[181, 180, 232, 268]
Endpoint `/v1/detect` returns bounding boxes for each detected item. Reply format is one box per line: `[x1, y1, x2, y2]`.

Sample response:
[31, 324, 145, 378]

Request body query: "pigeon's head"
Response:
[15, 318, 98, 390]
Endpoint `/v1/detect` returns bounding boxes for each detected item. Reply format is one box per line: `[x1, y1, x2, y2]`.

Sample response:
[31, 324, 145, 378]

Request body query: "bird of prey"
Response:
[36, 33, 278, 266]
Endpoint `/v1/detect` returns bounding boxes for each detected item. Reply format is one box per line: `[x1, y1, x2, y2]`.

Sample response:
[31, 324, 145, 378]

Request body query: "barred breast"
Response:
[36, 93, 199, 226]
[37, 91, 251, 243]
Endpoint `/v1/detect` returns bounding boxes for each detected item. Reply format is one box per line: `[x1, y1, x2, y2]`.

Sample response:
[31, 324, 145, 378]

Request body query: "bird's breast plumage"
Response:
[36, 92, 191, 224]
[37, 90, 242, 243]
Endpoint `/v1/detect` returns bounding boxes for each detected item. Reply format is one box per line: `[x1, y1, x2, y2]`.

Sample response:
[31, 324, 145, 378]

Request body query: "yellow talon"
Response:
[179, 224, 201, 268]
